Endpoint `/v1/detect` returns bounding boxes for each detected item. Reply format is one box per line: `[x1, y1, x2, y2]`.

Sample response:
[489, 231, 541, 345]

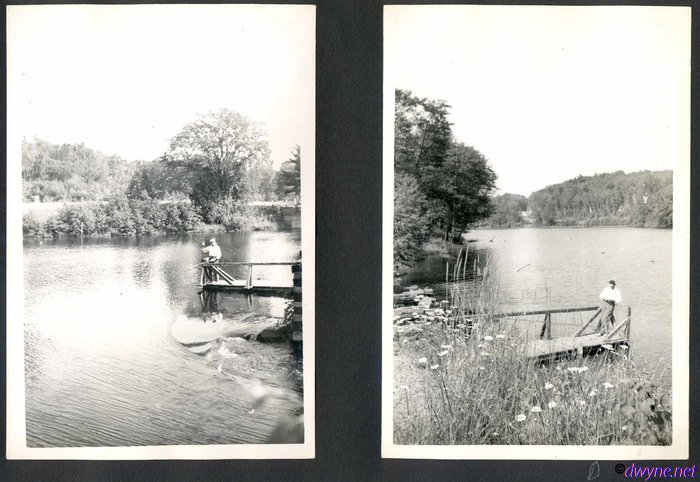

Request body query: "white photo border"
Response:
[381, 4, 690, 460]
[6, 4, 316, 460]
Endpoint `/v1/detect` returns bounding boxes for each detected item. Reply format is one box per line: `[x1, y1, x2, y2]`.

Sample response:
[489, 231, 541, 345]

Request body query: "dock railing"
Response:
[199, 261, 300, 290]
[492, 305, 631, 341]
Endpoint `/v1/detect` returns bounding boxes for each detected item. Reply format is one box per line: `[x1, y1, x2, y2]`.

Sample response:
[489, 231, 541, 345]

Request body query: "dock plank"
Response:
[525, 333, 628, 360]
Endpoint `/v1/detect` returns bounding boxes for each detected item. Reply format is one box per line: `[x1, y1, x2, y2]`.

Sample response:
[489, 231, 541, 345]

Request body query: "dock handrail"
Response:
[199, 261, 300, 290]
[491, 305, 630, 341]
[492, 306, 601, 319]
[201, 262, 299, 266]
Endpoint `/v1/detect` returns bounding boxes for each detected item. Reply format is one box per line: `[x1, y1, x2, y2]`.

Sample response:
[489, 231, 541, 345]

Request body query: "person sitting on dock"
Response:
[201, 238, 222, 263]
[597, 280, 621, 334]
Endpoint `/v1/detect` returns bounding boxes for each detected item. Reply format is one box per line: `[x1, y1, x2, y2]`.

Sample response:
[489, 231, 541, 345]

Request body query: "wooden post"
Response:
[539, 312, 552, 339]
[575, 307, 603, 336]
[245, 264, 253, 289]
[291, 262, 302, 343]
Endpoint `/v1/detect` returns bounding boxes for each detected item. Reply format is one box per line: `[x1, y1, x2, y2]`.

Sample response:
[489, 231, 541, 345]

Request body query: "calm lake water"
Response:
[23, 231, 303, 447]
[398, 227, 672, 372]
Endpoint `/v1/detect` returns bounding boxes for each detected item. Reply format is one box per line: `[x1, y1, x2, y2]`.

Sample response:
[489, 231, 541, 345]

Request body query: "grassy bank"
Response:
[393, 256, 672, 445]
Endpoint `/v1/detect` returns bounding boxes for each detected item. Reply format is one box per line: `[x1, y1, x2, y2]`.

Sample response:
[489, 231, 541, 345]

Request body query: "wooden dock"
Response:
[199, 261, 299, 294]
[495, 305, 632, 361]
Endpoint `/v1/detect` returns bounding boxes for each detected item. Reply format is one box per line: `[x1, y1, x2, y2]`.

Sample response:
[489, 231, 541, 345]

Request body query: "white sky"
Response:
[386, 6, 690, 196]
[7, 5, 315, 168]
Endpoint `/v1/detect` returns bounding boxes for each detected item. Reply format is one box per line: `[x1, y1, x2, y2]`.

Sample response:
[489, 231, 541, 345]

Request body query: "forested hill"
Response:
[528, 170, 673, 228]
[22, 139, 136, 202]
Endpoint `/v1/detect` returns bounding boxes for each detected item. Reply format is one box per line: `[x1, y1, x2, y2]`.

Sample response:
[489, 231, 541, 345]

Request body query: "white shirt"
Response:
[599, 285, 621, 303]
[204, 244, 222, 259]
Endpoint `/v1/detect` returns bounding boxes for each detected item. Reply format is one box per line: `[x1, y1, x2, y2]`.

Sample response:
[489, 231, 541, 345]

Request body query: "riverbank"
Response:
[393, 292, 672, 445]
[22, 199, 293, 238]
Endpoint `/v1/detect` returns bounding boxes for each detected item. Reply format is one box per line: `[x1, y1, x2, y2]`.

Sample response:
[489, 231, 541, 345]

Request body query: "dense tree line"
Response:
[394, 89, 497, 270]
[474, 193, 528, 228]
[22, 139, 136, 202]
[528, 170, 673, 228]
[22, 109, 302, 237]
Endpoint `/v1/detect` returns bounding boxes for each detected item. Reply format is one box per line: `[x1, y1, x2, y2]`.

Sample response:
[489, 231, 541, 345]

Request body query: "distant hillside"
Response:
[528, 170, 672, 228]
[22, 139, 136, 202]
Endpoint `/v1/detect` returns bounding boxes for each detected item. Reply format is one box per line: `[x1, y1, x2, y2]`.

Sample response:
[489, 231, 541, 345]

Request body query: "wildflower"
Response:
[438, 350, 449, 357]
[547, 401, 557, 409]
[479, 366, 485, 370]
[530, 406, 542, 413]
[588, 390, 597, 398]
[477, 344, 484, 349]
[567, 367, 579, 373]
[440, 344, 452, 350]
[602, 344, 614, 351]
[580, 366, 589, 372]
[579, 400, 586, 406]
[516, 414, 526, 422]
[556, 366, 562, 371]
[484, 335, 494, 341]
[544, 382, 554, 390]
[603, 382, 615, 389]
[480, 351, 490, 357]
[417, 357, 428, 366]
[496, 334, 506, 339]
[492, 432, 499, 436]
[430, 364, 440, 370]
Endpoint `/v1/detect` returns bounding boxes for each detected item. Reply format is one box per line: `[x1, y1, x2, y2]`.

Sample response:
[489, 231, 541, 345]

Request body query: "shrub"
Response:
[23, 213, 47, 237]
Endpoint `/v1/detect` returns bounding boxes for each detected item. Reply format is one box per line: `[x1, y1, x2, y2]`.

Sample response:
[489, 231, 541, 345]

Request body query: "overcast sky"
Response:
[386, 5, 690, 196]
[8, 5, 315, 168]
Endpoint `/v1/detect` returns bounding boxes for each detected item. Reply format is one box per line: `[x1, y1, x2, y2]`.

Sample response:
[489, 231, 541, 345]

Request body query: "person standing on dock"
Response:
[597, 280, 621, 334]
[201, 238, 222, 281]
[201, 238, 222, 263]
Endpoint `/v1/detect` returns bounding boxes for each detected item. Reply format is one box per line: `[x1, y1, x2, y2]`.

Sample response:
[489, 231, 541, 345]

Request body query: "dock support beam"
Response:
[291, 262, 302, 343]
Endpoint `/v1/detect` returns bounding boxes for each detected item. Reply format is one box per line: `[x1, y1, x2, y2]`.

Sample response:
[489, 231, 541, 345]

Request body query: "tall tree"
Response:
[431, 143, 498, 240]
[165, 109, 271, 207]
[276, 145, 301, 198]
[394, 89, 452, 180]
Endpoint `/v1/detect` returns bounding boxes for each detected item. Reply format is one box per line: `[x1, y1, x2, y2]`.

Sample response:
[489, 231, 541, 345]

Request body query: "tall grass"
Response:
[393, 248, 672, 445]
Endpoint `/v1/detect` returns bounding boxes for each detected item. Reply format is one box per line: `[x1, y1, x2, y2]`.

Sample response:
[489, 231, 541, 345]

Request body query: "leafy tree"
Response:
[394, 173, 433, 271]
[478, 193, 528, 228]
[428, 143, 497, 240]
[127, 159, 191, 201]
[22, 138, 135, 202]
[394, 89, 452, 180]
[164, 109, 272, 211]
[276, 145, 301, 199]
[393, 90, 499, 260]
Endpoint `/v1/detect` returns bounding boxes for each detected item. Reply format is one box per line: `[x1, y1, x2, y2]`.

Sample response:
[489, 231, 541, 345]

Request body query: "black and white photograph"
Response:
[383, 5, 690, 458]
[7, 5, 315, 459]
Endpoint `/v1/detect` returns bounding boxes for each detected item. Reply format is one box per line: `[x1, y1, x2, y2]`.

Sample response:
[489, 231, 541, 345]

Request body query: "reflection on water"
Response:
[23, 231, 303, 447]
[398, 227, 672, 373]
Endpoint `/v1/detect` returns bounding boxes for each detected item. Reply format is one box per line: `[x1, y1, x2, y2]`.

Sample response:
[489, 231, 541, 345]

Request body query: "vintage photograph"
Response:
[383, 6, 689, 458]
[7, 5, 315, 459]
